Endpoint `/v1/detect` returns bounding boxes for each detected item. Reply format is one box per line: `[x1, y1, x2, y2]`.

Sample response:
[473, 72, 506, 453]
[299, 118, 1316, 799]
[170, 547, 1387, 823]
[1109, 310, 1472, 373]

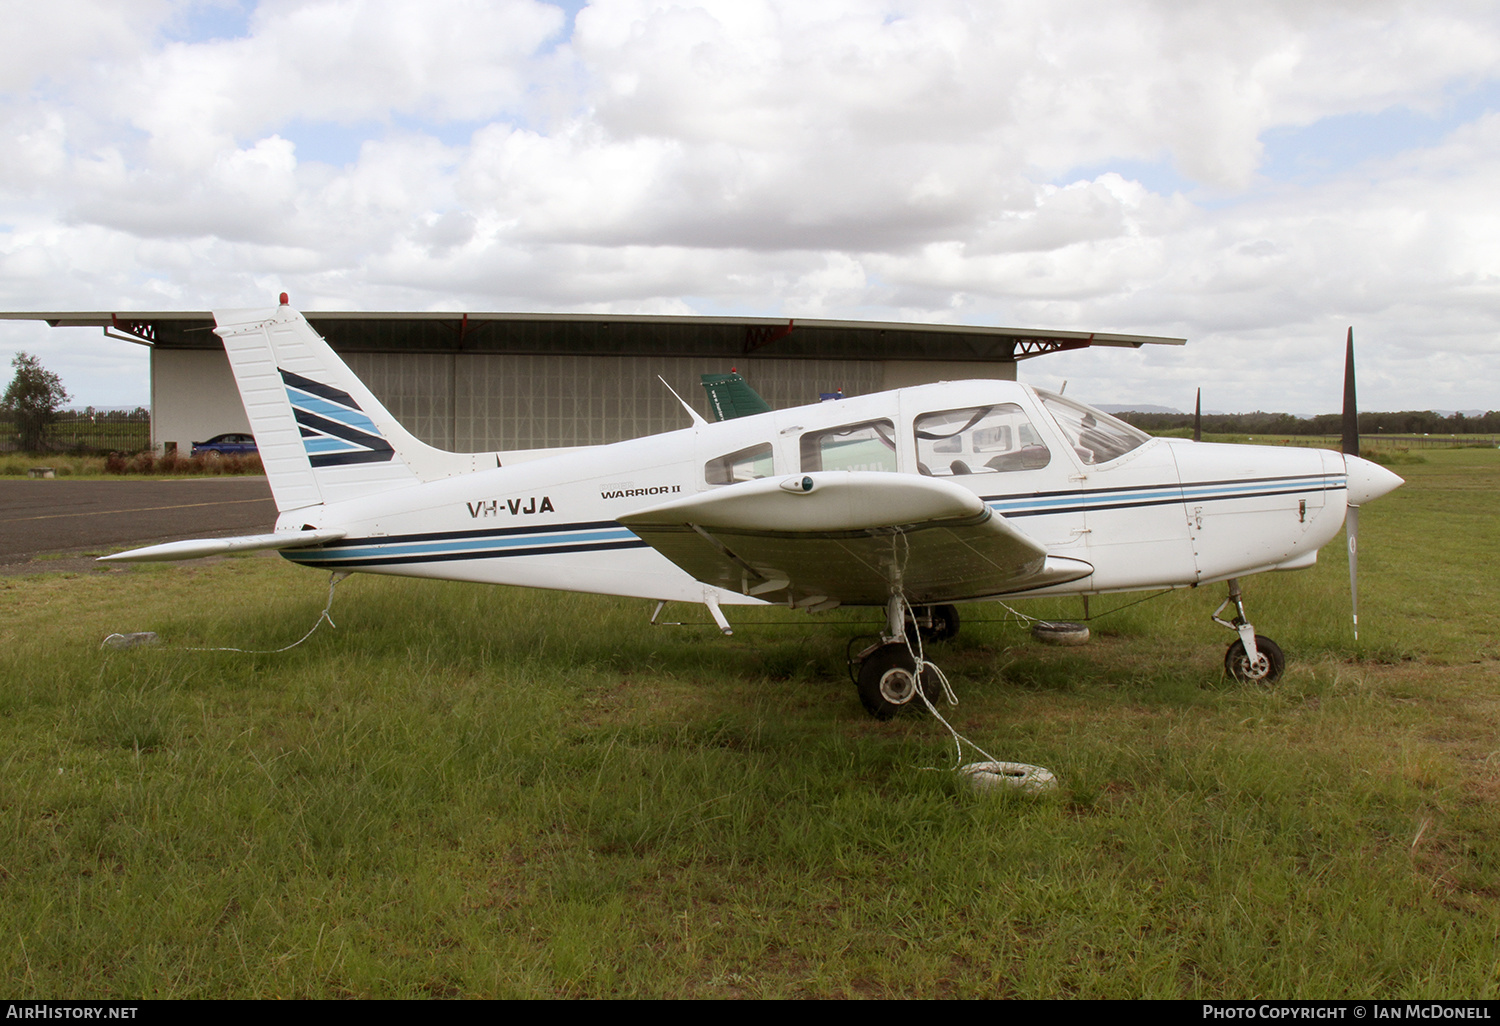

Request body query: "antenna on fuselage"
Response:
[658, 376, 708, 427]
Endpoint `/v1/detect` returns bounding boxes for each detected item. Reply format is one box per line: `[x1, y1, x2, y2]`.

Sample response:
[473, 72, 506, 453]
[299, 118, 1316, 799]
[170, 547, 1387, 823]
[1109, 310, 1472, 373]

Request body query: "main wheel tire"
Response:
[905, 604, 960, 645]
[1224, 635, 1285, 683]
[924, 604, 960, 642]
[856, 643, 938, 720]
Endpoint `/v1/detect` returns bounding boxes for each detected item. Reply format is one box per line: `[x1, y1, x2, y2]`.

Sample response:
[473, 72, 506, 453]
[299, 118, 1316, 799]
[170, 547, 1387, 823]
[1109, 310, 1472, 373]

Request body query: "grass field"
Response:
[2, 448, 1498, 998]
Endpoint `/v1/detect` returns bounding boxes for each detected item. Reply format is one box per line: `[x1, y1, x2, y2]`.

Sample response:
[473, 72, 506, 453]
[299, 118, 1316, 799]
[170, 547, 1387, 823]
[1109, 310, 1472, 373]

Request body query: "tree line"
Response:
[61, 407, 152, 422]
[1114, 408, 1500, 437]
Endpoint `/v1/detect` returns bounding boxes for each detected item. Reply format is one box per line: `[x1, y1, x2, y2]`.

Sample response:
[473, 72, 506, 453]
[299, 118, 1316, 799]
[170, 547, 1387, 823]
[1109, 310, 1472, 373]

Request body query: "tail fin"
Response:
[214, 301, 479, 513]
[700, 371, 772, 421]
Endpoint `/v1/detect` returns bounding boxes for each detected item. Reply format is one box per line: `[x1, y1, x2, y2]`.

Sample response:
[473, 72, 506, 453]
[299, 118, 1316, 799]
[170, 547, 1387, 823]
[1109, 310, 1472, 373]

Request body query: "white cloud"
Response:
[2, 0, 1500, 412]
[0, 0, 173, 94]
[117, 0, 565, 144]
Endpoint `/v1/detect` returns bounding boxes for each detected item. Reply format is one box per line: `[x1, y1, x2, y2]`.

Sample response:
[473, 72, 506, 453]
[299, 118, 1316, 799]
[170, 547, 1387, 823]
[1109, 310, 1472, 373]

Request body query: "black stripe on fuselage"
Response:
[285, 538, 650, 568]
[311, 519, 628, 549]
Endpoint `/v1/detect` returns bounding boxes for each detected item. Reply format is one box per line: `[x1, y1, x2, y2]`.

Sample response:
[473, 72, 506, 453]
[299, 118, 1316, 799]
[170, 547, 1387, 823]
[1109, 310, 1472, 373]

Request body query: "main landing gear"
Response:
[855, 643, 939, 720]
[1213, 578, 1285, 684]
[850, 600, 958, 719]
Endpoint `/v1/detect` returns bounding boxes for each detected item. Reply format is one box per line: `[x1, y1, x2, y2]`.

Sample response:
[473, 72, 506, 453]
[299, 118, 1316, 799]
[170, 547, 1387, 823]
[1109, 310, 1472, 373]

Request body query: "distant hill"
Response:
[1097, 404, 1184, 416]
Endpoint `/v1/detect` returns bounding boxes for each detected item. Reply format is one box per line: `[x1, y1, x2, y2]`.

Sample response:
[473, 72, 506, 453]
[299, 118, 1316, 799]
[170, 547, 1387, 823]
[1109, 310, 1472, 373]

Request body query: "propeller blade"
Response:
[1346, 504, 1359, 640]
[1342, 326, 1359, 638]
[1342, 326, 1358, 457]
[1337, 327, 1404, 641]
[1193, 387, 1202, 442]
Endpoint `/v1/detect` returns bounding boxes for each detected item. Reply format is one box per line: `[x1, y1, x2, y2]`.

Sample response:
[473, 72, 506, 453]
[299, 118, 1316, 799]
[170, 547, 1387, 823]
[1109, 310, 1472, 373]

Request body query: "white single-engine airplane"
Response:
[104, 299, 1403, 718]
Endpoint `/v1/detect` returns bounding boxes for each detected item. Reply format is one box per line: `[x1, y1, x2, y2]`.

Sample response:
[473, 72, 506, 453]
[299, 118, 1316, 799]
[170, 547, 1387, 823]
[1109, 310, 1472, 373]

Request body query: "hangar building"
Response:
[2, 311, 1184, 453]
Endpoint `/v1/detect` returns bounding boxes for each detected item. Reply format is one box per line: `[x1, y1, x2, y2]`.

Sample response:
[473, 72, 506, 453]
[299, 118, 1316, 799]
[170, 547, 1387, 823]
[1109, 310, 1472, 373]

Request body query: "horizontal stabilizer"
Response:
[97, 529, 348, 564]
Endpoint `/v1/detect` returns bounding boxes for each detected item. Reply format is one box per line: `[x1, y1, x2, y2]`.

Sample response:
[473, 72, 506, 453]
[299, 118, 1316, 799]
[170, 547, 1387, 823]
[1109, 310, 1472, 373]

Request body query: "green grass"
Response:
[1, 450, 1498, 997]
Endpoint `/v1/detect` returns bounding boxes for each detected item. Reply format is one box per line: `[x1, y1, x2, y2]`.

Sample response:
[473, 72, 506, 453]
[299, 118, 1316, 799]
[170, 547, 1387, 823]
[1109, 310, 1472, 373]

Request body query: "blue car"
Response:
[191, 433, 257, 457]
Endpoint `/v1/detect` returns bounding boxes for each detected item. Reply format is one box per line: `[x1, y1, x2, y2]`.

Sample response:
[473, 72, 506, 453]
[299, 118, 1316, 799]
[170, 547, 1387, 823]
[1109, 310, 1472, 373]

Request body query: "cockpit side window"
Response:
[800, 419, 897, 473]
[1036, 391, 1149, 465]
[705, 442, 775, 485]
[913, 405, 1050, 476]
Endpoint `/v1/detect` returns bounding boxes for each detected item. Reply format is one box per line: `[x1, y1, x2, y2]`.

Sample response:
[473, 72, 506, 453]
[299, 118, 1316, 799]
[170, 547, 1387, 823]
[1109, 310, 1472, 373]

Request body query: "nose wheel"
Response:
[1213, 578, 1285, 685]
[1224, 634, 1285, 683]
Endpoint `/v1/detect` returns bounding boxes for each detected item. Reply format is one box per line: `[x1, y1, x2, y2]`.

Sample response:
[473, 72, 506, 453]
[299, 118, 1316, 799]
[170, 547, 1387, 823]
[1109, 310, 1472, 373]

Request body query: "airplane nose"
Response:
[1344, 454, 1403, 506]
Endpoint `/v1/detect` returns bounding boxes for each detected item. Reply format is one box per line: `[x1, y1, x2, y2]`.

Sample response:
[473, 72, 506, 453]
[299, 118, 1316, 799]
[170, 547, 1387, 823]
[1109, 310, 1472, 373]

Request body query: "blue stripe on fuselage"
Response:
[282, 520, 647, 569]
[985, 473, 1343, 518]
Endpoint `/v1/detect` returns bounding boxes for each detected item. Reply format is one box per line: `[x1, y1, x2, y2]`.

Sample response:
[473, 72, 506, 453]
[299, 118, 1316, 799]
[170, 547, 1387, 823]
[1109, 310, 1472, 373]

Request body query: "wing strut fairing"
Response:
[620, 472, 1092, 608]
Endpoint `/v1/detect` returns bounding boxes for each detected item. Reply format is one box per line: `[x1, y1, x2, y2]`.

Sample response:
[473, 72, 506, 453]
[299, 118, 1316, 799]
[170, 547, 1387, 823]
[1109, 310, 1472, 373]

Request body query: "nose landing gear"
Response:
[1213, 578, 1285, 683]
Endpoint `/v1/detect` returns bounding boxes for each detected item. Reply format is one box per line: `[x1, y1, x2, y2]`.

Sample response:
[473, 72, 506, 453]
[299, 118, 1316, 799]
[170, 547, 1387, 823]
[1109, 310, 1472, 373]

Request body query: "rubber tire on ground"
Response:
[856, 642, 938, 720]
[1224, 634, 1285, 683]
[1031, 621, 1090, 646]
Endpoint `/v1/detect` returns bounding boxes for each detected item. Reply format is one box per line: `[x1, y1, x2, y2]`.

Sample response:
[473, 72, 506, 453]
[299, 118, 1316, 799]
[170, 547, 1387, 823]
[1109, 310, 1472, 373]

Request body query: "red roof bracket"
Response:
[744, 319, 794, 354]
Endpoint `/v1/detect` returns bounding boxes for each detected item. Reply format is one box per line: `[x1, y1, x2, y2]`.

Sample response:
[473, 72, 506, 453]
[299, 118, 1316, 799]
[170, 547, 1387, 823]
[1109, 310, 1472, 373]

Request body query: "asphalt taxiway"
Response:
[0, 477, 275, 572]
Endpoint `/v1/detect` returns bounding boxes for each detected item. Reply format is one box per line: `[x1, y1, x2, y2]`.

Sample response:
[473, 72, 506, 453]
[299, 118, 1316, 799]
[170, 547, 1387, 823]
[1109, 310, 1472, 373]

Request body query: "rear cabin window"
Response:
[914, 405, 1051, 476]
[800, 420, 898, 473]
[705, 442, 775, 485]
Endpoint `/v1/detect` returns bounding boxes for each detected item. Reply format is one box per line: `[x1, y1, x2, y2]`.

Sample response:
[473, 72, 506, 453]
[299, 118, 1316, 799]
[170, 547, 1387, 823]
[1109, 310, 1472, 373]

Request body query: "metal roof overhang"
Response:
[0, 311, 1185, 362]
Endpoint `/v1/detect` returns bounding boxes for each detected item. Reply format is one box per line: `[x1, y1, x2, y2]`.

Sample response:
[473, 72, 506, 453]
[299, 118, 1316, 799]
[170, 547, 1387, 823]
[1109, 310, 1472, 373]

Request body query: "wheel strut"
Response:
[1212, 578, 1285, 683]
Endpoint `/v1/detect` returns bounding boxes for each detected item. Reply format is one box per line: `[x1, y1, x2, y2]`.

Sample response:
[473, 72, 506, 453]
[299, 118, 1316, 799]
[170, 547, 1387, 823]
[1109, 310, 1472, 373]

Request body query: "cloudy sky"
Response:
[3, 0, 1498, 415]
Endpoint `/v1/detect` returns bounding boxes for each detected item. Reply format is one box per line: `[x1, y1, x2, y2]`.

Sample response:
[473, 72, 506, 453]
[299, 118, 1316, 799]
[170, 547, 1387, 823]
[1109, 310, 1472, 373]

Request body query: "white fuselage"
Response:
[276, 380, 1351, 606]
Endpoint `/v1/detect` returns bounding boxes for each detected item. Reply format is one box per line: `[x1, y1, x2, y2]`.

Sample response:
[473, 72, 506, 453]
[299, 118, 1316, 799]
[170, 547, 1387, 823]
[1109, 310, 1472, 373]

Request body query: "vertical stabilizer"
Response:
[214, 302, 470, 513]
[700, 371, 772, 421]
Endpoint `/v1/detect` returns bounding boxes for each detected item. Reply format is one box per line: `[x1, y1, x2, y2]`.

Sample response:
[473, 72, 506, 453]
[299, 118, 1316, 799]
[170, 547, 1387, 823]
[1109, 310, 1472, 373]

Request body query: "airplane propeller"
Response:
[1343, 327, 1361, 639]
[1340, 327, 1404, 640]
[1193, 387, 1202, 442]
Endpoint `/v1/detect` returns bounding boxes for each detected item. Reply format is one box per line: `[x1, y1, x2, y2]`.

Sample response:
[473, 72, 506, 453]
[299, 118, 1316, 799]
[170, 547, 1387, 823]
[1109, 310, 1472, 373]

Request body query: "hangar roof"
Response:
[0, 310, 1185, 363]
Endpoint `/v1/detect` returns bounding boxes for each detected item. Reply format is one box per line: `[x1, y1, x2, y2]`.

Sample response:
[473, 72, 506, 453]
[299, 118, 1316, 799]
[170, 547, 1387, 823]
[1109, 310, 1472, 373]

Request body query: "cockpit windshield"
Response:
[1034, 390, 1150, 465]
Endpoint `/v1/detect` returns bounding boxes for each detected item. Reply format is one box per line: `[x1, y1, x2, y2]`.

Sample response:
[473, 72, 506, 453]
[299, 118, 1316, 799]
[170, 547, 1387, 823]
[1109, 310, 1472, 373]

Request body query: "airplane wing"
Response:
[97, 529, 347, 563]
[618, 472, 1092, 608]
